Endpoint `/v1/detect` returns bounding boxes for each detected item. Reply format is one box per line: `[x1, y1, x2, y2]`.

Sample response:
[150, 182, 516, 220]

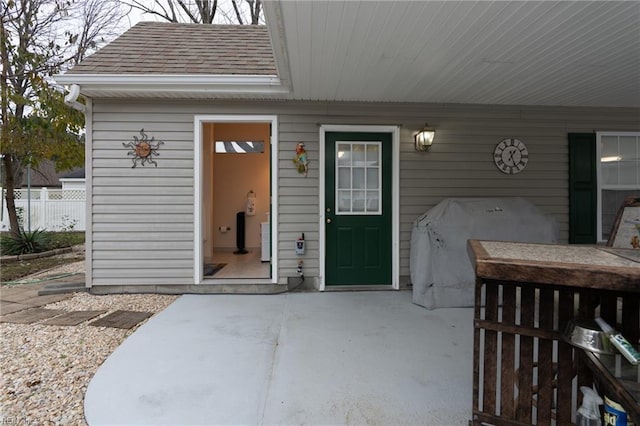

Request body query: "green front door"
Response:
[325, 132, 392, 285]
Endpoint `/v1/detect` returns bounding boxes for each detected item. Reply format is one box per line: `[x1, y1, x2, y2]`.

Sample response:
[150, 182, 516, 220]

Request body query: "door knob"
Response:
[327, 218, 332, 224]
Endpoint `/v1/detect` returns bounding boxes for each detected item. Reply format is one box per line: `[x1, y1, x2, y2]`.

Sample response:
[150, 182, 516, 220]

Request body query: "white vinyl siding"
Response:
[89, 100, 639, 286]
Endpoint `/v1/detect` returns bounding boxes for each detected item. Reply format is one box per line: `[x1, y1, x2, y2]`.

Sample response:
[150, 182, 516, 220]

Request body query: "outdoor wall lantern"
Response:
[415, 123, 435, 151]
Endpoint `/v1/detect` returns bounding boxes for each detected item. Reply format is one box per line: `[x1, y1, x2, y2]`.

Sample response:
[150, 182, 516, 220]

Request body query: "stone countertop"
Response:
[479, 241, 640, 268]
[468, 240, 640, 291]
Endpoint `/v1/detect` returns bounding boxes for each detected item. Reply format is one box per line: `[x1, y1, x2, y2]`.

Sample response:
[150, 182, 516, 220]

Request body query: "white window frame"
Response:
[596, 131, 640, 243]
[335, 141, 383, 216]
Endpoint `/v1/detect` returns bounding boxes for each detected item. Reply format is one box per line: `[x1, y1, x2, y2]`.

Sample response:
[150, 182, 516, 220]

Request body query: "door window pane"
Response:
[352, 190, 365, 212]
[352, 168, 365, 189]
[338, 144, 350, 166]
[335, 141, 382, 215]
[338, 190, 351, 213]
[338, 168, 351, 189]
[366, 191, 379, 212]
[366, 145, 379, 165]
[353, 144, 365, 165]
[367, 169, 379, 189]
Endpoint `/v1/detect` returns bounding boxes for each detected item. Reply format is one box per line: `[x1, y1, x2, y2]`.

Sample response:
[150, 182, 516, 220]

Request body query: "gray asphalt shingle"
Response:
[67, 22, 276, 75]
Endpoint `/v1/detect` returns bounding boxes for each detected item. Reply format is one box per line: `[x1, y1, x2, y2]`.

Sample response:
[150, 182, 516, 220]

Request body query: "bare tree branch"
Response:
[127, 0, 178, 23]
[176, 0, 202, 23]
[120, 0, 262, 25]
[251, 0, 262, 25]
[231, 0, 244, 25]
[71, 0, 129, 65]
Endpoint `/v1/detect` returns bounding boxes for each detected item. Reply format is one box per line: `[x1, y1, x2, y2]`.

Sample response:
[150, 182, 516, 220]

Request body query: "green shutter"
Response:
[568, 133, 597, 244]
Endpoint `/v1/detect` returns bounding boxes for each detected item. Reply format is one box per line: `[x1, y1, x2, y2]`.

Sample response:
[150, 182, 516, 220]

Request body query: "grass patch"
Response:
[48, 231, 84, 249]
[0, 231, 85, 283]
[1, 253, 84, 283]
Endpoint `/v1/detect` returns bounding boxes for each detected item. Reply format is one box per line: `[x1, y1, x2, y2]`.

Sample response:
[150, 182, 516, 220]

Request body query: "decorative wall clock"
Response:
[494, 138, 528, 174]
[123, 129, 164, 168]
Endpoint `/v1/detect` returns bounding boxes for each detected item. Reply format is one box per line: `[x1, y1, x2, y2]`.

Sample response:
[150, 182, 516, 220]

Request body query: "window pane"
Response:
[335, 141, 383, 216]
[601, 136, 619, 157]
[215, 141, 264, 153]
[352, 168, 365, 189]
[619, 136, 638, 162]
[366, 191, 379, 212]
[601, 162, 618, 185]
[367, 168, 379, 189]
[619, 161, 638, 185]
[352, 190, 365, 212]
[601, 189, 639, 240]
[353, 144, 365, 165]
[338, 191, 351, 213]
[366, 144, 379, 165]
[338, 144, 350, 166]
[338, 167, 351, 189]
[599, 133, 640, 241]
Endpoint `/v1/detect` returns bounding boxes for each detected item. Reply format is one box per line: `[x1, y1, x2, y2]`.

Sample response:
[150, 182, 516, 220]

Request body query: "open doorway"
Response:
[201, 122, 272, 280]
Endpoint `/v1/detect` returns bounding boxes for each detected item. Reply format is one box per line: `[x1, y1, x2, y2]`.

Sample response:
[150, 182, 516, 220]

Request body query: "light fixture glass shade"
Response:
[415, 124, 435, 151]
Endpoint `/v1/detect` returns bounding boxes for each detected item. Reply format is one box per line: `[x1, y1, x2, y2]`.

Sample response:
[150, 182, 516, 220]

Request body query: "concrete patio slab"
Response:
[85, 291, 473, 425]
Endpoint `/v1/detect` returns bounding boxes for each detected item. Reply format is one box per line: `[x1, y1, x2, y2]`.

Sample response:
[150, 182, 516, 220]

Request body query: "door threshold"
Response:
[324, 285, 397, 292]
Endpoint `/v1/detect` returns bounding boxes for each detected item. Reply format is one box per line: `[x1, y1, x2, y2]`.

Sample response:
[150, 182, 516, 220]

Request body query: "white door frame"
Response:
[319, 125, 400, 290]
[193, 115, 279, 284]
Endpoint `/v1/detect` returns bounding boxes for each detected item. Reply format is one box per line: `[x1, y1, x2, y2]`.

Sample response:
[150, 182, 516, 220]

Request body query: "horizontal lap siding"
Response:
[90, 100, 639, 285]
[91, 103, 196, 285]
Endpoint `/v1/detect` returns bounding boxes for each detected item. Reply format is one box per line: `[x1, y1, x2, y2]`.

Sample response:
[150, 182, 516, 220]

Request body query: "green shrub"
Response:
[0, 229, 52, 255]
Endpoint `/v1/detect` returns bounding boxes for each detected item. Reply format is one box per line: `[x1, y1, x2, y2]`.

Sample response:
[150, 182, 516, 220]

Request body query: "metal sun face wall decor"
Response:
[123, 129, 164, 168]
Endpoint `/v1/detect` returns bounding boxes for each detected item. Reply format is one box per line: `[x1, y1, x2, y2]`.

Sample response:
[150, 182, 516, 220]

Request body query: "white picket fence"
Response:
[1, 187, 86, 232]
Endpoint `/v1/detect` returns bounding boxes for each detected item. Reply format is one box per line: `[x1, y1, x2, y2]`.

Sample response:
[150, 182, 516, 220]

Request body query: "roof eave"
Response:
[53, 73, 289, 97]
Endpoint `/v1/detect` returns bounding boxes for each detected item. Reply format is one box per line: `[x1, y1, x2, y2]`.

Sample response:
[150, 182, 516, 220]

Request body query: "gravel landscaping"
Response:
[1, 288, 178, 425]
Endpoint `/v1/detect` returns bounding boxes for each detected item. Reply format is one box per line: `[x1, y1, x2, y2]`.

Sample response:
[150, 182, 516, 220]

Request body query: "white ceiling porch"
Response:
[264, 1, 640, 108]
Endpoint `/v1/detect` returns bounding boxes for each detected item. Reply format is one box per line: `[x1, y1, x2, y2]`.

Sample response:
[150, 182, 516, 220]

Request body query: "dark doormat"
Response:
[204, 263, 226, 276]
[0, 308, 66, 324]
[89, 310, 153, 329]
[41, 310, 108, 326]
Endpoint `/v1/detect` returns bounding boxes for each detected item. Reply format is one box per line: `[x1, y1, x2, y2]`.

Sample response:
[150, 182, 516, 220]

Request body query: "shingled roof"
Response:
[67, 22, 277, 75]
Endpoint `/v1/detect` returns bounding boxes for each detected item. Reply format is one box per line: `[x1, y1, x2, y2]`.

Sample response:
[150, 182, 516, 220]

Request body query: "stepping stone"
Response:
[0, 301, 29, 316]
[41, 310, 107, 326]
[89, 310, 153, 329]
[0, 308, 66, 324]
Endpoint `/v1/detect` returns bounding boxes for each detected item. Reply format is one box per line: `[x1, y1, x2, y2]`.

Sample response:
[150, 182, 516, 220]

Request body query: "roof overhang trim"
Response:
[54, 73, 288, 96]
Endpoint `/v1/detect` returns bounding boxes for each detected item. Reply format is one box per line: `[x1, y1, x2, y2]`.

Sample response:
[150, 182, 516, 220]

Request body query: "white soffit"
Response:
[265, 0, 640, 107]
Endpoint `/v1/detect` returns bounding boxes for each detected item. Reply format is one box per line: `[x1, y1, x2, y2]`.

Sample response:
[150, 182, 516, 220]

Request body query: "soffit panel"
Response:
[275, 1, 640, 107]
